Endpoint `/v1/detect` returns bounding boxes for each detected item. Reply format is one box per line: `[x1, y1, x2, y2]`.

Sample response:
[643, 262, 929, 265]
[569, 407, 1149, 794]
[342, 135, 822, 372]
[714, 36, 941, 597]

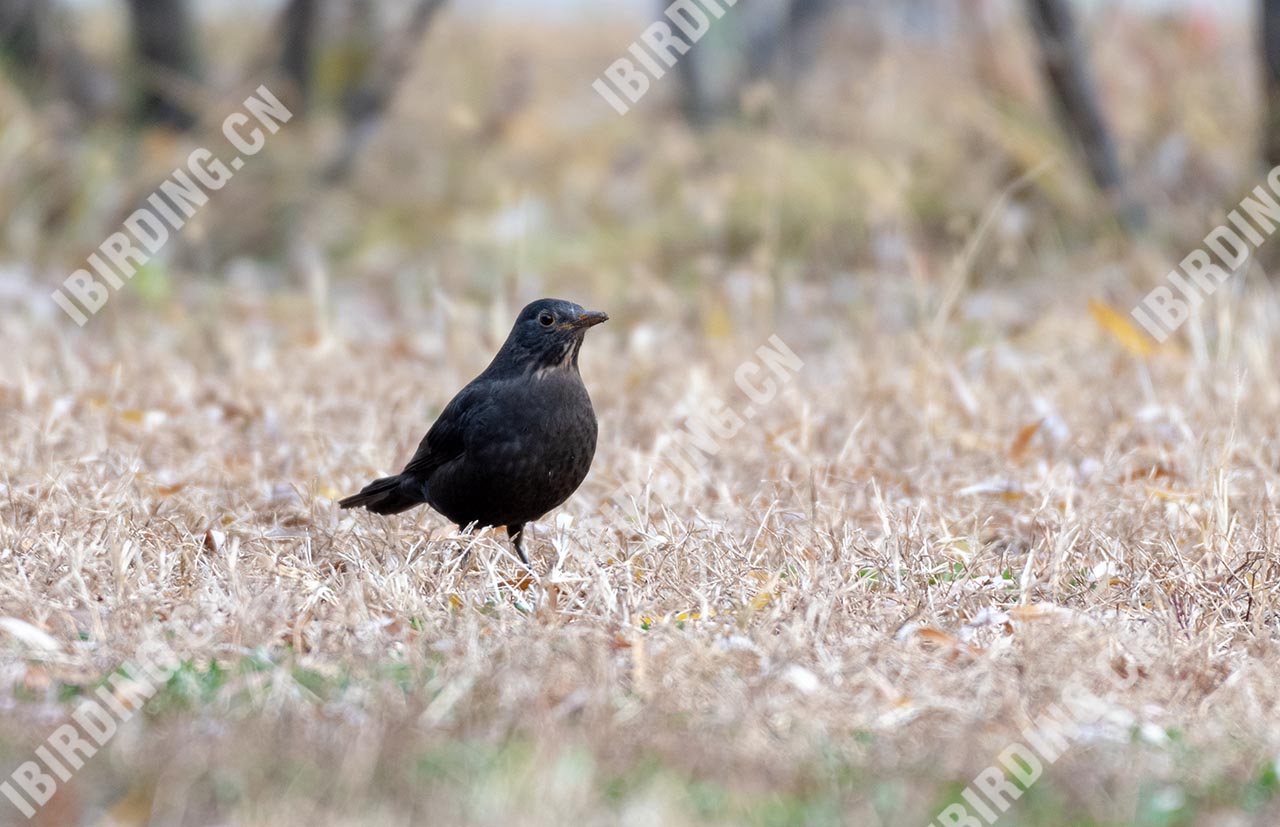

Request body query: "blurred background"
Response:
[0, 0, 1273, 332]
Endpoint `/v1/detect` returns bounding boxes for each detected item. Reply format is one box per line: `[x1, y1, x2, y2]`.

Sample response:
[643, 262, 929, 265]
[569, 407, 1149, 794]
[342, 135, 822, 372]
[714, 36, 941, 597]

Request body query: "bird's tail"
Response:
[338, 474, 424, 515]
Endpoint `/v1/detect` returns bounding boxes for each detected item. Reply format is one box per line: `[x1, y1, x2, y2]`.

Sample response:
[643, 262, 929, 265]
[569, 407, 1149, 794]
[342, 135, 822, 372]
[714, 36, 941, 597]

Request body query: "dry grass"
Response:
[4, 8, 1280, 827]
[3, 265, 1280, 825]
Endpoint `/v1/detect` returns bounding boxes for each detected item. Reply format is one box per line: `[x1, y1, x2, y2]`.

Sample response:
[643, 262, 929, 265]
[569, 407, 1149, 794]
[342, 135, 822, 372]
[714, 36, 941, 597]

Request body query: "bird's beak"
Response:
[569, 311, 609, 330]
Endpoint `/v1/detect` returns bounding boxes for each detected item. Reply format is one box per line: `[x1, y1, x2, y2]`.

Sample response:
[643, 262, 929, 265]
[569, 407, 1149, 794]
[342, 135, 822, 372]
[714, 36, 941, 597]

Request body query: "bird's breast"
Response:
[435, 373, 597, 526]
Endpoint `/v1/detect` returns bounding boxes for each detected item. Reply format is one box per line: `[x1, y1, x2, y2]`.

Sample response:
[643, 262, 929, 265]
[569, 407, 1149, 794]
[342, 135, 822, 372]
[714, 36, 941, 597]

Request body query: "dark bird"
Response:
[339, 299, 608, 565]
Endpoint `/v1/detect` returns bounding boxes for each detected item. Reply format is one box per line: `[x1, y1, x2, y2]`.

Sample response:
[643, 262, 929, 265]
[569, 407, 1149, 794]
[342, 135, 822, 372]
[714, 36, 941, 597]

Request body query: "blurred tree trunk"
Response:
[326, 0, 447, 181]
[0, 0, 111, 115]
[675, 33, 715, 126]
[1025, 0, 1142, 229]
[0, 0, 40, 72]
[127, 0, 200, 129]
[1263, 0, 1280, 166]
[675, 0, 837, 126]
[743, 0, 834, 84]
[279, 0, 321, 115]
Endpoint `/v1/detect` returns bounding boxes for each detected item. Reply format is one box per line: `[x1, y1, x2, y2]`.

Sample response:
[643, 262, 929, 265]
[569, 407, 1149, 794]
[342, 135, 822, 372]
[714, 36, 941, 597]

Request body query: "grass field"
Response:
[4, 9, 1280, 827]
[4, 267, 1280, 825]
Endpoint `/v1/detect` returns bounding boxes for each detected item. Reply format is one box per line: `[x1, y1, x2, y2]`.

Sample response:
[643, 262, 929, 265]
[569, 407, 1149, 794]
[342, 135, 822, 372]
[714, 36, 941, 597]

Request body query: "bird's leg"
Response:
[506, 524, 530, 567]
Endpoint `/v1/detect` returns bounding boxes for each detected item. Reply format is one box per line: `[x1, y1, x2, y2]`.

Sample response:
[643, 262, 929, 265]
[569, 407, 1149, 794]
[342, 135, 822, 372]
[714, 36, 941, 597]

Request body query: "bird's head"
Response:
[492, 298, 608, 376]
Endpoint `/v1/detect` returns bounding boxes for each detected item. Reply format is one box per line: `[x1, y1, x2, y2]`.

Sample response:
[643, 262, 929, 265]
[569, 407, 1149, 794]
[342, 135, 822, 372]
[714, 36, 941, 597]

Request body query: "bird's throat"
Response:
[532, 337, 583, 379]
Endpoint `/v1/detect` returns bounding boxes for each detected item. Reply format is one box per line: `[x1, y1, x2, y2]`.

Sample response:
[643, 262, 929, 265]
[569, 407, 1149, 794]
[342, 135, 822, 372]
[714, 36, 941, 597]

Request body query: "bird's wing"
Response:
[400, 382, 490, 480]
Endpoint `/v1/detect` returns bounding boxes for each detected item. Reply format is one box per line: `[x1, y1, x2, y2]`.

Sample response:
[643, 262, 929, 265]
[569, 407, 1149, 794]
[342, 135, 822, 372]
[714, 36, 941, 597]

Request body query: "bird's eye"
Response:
[538, 312, 555, 327]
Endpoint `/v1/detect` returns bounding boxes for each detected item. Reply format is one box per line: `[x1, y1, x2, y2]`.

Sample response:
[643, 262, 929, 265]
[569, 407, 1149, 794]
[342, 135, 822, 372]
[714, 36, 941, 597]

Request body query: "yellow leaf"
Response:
[1089, 299, 1156, 358]
[703, 303, 733, 340]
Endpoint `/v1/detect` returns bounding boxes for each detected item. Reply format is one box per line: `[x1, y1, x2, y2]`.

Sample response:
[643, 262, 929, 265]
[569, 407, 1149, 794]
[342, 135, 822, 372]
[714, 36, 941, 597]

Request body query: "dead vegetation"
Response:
[2, 8, 1280, 827]
[3, 262, 1280, 824]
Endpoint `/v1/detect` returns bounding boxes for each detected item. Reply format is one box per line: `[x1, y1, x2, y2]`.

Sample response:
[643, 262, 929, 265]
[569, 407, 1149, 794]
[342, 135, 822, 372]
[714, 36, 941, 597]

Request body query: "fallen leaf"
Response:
[1123, 464, 1178, 483]
[505, 573, 535, 591]
[897, 624, 983, 654]
[1008, 603, 1073, 621]
[914, 626, 962, 647]
[1089, 298, 1156, 358]
[1009, 420, 1043, 460]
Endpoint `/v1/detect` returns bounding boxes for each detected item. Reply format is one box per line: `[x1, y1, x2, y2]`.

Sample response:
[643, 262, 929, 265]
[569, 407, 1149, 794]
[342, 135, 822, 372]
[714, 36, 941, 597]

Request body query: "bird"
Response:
[339, 298, 608, 566]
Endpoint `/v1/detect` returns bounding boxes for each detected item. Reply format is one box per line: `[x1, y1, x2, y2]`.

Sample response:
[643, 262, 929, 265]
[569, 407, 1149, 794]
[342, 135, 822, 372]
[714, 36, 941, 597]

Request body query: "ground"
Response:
[3, 263, 1280, 825]
[3, 9, 1280, 827]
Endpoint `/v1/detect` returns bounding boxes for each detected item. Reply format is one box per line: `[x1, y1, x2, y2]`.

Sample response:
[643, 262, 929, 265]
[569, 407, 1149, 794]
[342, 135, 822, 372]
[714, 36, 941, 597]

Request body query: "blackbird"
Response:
[339, 299, 608, 565]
